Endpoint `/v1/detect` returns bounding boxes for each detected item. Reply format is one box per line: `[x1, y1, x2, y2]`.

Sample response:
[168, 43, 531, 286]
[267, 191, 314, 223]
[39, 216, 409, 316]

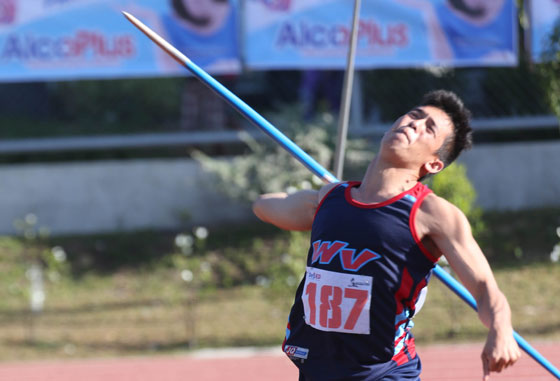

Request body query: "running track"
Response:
[0, 342, 558, 380]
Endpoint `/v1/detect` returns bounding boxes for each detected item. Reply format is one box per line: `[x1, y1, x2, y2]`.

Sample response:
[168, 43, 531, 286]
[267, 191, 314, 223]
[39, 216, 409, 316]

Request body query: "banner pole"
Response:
[333, 0, 362, 179]
[123, 12, 560, 379]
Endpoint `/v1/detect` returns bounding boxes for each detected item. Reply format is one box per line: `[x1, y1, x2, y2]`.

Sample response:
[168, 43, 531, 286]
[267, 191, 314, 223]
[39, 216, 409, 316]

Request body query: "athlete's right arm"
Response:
[252, 184, 338, 231]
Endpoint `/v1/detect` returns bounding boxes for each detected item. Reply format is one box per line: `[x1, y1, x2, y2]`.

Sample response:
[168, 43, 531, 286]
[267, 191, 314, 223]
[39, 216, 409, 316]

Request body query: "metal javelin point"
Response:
[123, 11, 560, 379]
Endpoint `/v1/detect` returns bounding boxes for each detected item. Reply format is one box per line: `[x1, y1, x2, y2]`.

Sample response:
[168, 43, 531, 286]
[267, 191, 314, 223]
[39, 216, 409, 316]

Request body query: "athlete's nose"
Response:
[407, 120, 418, 131]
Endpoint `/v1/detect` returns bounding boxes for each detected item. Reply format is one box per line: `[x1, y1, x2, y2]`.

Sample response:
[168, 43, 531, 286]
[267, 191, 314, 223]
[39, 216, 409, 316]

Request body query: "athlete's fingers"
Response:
[492, 357, 506, 373]
[505, 347, 521, 368]
[482, 354, 490, 381]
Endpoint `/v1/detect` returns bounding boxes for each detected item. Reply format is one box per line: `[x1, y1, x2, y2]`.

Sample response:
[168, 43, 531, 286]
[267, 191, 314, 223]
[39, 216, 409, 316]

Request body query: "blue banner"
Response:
[245, 0, 517, 68]
[531, 0, 560, 61]
[0, 0, 240, 82]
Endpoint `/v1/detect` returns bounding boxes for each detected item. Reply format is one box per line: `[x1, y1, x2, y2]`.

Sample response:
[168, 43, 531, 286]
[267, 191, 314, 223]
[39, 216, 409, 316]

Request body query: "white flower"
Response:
[556, 227, 560, 239]
[322, 113, 334, 124]
[175, 234, 193, 248]
[312, 176, 323, 186]
[286, 276, 296, 286]
[194, 226, 209, 240]
[300, 180, 312, 190]
[181, 269, 194, 282]
[551, 244, 560, 263]
[256, 275, 270, 287]
[25, 213, 38, 226]
[286, 186, 297, 194]
[52, 246, 67, 262]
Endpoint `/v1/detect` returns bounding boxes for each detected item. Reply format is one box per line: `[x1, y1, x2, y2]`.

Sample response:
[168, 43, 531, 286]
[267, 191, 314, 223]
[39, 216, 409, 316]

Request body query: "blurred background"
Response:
[0, 0, 559, 366]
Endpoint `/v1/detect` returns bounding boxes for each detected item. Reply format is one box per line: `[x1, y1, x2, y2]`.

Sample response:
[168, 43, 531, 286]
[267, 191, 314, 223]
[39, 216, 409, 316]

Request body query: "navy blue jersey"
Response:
[283, 182, 437, 380]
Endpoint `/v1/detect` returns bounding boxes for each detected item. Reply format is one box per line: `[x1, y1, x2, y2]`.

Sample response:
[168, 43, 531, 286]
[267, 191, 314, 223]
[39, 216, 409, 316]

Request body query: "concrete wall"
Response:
[457, 141, 560, 210]
[0, 141, 558, 235]
[0, 159, 253, 235]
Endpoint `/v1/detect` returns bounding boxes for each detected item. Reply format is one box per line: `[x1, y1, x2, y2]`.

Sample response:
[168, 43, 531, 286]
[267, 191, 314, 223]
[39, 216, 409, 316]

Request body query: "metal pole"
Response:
[124, 12, 560, 379]
[333, 0, 362, 180]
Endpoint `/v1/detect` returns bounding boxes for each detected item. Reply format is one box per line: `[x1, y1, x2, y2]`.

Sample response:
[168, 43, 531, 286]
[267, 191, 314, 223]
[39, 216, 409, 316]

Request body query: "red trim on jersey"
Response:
[409, 186, 438, 263]
[392, 351, 409, 366]
[313, 183, 344, 220]
[392, 330, 410, 366]
[393, 333, 417, 366]
[344, 182, 424, 209]
[282, 322, 291, 352]
[394, 268, 414, 314]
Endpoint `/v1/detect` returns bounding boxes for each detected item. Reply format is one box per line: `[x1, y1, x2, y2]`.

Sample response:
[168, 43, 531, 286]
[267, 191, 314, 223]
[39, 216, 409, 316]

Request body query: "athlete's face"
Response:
[381, 106, 453, 176]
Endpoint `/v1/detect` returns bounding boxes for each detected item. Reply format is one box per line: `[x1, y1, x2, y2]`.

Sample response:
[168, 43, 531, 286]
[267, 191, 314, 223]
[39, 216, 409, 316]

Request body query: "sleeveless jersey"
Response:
[283, 182, 437, 380]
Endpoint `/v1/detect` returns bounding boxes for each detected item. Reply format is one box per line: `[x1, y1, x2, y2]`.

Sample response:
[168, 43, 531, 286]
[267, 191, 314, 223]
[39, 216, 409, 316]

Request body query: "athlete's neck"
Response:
[353, 157, 419, 204]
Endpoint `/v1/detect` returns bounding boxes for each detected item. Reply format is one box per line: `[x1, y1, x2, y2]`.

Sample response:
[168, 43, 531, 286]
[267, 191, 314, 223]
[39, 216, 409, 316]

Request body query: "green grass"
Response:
[0, 208, 558, 362]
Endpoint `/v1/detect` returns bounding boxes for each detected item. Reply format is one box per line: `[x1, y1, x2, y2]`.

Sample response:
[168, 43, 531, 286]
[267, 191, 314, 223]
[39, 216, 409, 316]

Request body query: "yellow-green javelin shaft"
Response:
[122, 11, 336, 185]
[123, 11, 560, 379]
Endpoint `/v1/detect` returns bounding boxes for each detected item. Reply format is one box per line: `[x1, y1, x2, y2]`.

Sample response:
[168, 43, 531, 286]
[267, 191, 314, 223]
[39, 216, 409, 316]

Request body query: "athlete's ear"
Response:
[423, 157, 444, 175]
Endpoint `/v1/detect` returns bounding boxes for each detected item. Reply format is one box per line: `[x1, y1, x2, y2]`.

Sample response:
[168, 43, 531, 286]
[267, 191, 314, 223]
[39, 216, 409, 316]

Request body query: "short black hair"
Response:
[420, 89, 473, 169]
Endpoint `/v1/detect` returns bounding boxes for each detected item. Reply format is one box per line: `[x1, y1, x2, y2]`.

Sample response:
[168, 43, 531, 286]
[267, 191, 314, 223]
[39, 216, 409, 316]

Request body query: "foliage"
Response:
[173, 224, 308, 297]
[539, 18, 560, 125]
[427, 163, 484, 236]
[49, 78, 183, 131]
[12, 213, 70, 282]
[193, 108, 371, 203]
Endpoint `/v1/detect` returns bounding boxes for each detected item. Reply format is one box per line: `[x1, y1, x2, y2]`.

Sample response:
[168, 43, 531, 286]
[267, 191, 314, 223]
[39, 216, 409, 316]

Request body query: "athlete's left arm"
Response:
[416, 194, 521, 380]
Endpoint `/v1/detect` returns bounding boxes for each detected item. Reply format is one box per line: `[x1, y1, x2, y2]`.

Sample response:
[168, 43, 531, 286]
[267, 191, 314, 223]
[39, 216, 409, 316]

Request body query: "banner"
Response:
[0, 0, 240, 82]
[245, 0, 518, 68]
[530, 0, 560, 61]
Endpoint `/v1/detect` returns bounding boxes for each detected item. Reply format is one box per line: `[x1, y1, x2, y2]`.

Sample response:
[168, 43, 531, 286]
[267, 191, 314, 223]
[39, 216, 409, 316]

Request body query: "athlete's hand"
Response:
[481, 328, 521, 380]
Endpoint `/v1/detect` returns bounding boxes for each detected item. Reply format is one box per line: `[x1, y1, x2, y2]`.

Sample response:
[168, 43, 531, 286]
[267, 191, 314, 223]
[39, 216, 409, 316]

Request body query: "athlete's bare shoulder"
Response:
[417, 192, 471, 237]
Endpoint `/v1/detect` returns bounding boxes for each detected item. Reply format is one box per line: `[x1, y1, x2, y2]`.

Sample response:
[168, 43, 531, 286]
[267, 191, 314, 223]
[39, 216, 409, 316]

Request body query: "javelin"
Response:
[123, 11, 560, 379]
[122, 12, 336, 185]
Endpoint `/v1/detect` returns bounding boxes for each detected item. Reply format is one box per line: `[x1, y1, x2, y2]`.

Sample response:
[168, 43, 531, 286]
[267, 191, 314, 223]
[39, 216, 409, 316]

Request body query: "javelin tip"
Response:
[121, 10, 191, 67]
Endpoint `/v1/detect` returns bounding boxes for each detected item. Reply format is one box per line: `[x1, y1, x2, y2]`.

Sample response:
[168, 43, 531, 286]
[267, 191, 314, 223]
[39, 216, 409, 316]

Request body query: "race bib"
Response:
[302, 267, 372, 335]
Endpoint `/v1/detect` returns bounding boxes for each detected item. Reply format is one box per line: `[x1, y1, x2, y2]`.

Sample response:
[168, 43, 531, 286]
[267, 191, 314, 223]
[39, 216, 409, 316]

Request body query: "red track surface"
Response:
[0, 342, 558, 380]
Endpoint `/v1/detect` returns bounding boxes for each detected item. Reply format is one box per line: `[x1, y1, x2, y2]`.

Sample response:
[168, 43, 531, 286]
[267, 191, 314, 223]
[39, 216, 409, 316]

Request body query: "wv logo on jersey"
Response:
[311, 240, 381, 272]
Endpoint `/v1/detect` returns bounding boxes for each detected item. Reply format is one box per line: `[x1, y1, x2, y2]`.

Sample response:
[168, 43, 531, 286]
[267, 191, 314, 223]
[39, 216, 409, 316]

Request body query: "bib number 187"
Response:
[302, 267, 372, 335]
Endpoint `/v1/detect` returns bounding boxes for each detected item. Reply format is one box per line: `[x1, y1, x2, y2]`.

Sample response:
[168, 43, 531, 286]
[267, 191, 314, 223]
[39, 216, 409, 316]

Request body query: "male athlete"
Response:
[253, 90, 520, 380]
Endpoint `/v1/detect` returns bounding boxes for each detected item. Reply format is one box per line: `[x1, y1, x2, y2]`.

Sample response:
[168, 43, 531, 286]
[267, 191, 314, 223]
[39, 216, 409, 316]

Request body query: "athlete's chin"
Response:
[379, 146, 410, 165]
[381, 138, 408, 155]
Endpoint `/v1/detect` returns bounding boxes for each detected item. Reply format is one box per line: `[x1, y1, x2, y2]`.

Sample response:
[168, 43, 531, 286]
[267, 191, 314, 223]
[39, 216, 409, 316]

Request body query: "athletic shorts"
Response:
[298, 355, 422, 381]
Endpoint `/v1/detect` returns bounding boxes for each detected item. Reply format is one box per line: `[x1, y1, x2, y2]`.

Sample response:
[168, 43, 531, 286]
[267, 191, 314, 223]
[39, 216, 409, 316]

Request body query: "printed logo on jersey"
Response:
[284, 345, 309, 359]
[311, 240, 381, 272]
